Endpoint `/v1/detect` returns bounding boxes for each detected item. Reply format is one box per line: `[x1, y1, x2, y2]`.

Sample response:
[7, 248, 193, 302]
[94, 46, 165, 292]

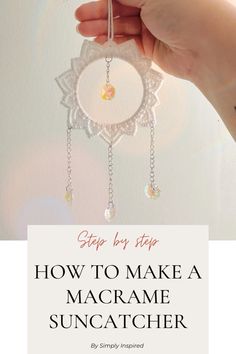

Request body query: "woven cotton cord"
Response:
[107, 0, 114, 41]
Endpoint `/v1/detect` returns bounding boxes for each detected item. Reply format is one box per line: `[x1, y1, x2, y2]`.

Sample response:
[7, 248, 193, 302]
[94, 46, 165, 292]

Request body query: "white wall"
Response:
[0, 0, 235, 239]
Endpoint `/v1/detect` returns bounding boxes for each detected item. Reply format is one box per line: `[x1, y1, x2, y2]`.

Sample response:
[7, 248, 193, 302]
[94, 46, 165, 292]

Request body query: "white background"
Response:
[0, 0, 236, 239]
[0, 241, 236, 353]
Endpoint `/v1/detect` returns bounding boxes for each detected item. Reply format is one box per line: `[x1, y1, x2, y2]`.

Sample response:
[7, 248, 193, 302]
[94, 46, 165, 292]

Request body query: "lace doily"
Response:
[56, 39, 163, 144]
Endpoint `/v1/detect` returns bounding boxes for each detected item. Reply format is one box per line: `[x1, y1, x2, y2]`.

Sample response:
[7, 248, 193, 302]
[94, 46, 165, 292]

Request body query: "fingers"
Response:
[94, 35, 144, 53]
[75, 0, 140, 22]
[78, 17, 141, 37]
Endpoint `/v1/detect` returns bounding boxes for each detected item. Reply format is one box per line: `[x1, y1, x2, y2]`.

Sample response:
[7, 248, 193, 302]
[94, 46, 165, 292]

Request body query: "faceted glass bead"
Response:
[104, 206, 116, 222]
[145, 184, 160, 199]
[64, 190, 73, 204]
[101, 83, 115, 100]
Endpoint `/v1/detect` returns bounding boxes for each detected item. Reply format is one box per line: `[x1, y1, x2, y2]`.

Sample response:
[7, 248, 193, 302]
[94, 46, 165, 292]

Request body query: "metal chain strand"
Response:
[149, 121, 156, 188]
[108, 143, 114, 208]
[66, 127, 73, 193]
[105, 57, 112, 84]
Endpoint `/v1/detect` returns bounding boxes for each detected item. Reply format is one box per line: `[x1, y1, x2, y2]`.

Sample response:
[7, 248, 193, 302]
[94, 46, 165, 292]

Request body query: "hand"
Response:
[75, 0, 236, 140]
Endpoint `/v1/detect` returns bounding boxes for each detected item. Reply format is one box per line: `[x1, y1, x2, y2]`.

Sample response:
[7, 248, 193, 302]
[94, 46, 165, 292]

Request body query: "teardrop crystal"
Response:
[104, 206, 116, 222]
[145, 184, 160, 199]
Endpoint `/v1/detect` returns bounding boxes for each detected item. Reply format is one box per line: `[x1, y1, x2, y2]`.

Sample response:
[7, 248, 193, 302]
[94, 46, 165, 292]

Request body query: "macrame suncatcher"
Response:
[56, 0, 163, 222]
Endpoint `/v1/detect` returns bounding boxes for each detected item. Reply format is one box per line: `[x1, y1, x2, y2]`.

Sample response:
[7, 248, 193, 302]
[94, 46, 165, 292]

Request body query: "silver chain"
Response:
[149, 121, 156, 188]
[105, 56, 112, 84]
[108, 143, 114, 208]
[66, 127, 73, 192]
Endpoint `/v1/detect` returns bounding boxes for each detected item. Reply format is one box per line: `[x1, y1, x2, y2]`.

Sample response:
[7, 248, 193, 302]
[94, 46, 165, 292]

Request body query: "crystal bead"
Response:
[64, 190, 73, 204]
[145, 184, 160, 199]
[101, 83, 115, 100]
[104, 206, 116, 222]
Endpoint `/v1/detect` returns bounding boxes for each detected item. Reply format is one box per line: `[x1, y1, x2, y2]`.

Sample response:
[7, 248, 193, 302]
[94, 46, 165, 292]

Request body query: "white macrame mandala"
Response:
[56, 0, 163, 222]
[56, 39, 163, 144]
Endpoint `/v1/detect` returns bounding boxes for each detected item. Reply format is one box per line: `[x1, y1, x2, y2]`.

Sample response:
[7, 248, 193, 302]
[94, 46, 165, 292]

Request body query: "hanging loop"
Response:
[107, 0, 114, 41]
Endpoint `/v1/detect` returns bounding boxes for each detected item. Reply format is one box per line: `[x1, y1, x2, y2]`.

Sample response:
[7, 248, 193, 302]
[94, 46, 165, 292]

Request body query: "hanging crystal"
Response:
[101, 56, 115, 100]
